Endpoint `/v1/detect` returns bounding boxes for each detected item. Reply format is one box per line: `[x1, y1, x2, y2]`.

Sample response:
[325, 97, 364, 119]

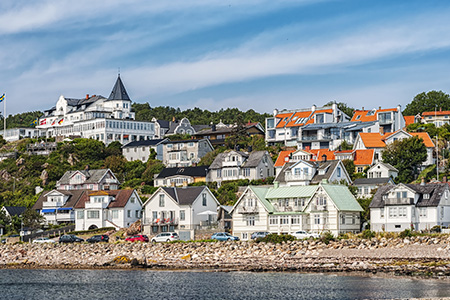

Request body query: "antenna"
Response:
[118, 67, 120, 76]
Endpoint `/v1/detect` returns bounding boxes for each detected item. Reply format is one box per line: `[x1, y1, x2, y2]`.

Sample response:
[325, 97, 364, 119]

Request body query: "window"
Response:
[112, 210, 119, 219]
[398, 207, 407, 217]
[243, 168, 250, 177]
[127, 210, 131, 218]
[357, 167, 364, 173]
[380, 208, 384, 218]
[130, 197, 135, 203]
[202, 193, 207, 206]
[152, 211, 158, 220]
[281, 216, 289, 225]
[135, 210, 140, 218]
[180, 210, 185, 221]
[291, 215, 300, 224]
[159, 194, 165, 207]
[419, 208, 427, 217]
[269, 215, 278, 225]
[87, 210, 99, 219]
[314, 214, 320, 225]
[337, 167, 341, 177]
[341, 214, 345, 224]
[246, 216, 255, 226]
[217, 169, 222, 178]
[424, 193, 429, 199]
[77, 211, 84, 219]
[389, 207, 397, 218]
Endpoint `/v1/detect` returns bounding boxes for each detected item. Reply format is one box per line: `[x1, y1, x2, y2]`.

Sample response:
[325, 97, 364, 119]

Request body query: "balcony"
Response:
[384, 197, 414, 205]
[142, 218, 179, 226]
[379, 117, 393, 125]
[85, 202, 109, 209]
[312, 205, 328, 211]
[42, 201, 64, 209]
[223, 160, 242, 167]
[301, 135, 318, 141]
[285, 173, 313, 181]
[237, 206, 258, 214]
[273, 204, 301, 212]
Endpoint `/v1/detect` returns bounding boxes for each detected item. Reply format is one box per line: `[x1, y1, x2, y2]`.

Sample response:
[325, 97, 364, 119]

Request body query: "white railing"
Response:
[285, 173, 313, 181]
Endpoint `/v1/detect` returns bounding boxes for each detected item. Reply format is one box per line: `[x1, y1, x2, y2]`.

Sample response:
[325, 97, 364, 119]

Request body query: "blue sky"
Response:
[2, 0, 450, 116]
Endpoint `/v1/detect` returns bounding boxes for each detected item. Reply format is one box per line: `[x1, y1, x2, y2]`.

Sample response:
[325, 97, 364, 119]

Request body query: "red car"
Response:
[125, 235, 149, 242]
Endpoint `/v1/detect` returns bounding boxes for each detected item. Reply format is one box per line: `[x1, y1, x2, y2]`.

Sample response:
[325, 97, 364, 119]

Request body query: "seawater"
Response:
[0, 269, 450, 300]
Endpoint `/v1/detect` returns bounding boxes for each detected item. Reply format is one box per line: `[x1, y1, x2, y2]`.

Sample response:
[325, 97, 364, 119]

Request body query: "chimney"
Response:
[171, 181, 176, 187]
[248, 146, 253, 153]
[379, 106, 381, 110]
[379, 127, 384, 135]
[322, 154, 327, 162]
[273, 181, 279, 189]
[443, 175, 447, 183]
[212, 124, 216, 131]
[311, 104, 316, 112]
[420, 177, 426, 186]
[172, 116, 176, 122]
[362, 107, 364, 111]
[305, 146, 310, 151]
[86, 94, 89, 99]
[182, 181, 188, 188]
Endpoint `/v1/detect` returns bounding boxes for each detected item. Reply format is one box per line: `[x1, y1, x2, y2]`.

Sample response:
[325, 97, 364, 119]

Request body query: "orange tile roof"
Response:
[403, 116, 415, 127]
[422, 110, 450, 116]
[410, 132, 435, 147]
[307, 149, 336, 161]
[274, 150, 294, 167]
[285, 111, 313, 127]
[353, 149, 374, 166]
[377, 108, 397, 112]
[351, 110, 376, 122]
[359, 133, 386, 148]
[335, 150, 354, 154]
[275, 113, 294, 128]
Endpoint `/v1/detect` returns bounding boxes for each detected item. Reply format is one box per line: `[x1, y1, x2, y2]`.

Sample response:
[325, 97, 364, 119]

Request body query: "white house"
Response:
[122, 138, 167, 162]
[161, 138, 214, 168]
[231, 181, 363, 239]
[56, 168, 120, 191]
[32, 190, 87, 225]
[275, 159, 351, 186]
[208, 150, 275, 184]
[369, 183, 450, 232]
[74, 189, 143, 231]
[367, 162, 398, 179]
[142, 186, 220, 238]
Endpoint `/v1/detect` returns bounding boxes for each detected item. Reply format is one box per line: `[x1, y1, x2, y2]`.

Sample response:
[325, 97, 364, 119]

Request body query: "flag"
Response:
[30, 118, 38, 126]
[51, 119, 56, 126]
[0, 94, 4, 103]
[40, 119, 47, 125]
[58, 118, 64, 125]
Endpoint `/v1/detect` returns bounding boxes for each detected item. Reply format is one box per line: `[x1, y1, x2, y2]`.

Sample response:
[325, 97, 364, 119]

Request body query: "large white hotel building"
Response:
[35, 75, 155, 145]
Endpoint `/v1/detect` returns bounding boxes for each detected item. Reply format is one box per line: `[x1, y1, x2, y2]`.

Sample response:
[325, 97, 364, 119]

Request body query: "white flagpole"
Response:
[3, 93, 5, 139]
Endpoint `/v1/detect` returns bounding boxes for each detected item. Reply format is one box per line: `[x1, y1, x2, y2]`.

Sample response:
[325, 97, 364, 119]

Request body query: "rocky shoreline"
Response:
[1, 236, 450, 277]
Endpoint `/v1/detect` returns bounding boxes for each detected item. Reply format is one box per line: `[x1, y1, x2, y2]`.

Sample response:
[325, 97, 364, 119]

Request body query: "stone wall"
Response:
[1, 236, 450, 276]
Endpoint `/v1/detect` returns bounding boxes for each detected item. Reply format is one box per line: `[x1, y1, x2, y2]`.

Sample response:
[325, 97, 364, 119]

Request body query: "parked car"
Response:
[292, 231, 320, 239]
[86, 235, 109, 243]
[59, 234, 84, 243]
[32, 237, 56, 244]
[125, 235, 149, 242]
[151, 232, 179, 243]
[211, 232, 239, 241]
[251, 231, 270, 240]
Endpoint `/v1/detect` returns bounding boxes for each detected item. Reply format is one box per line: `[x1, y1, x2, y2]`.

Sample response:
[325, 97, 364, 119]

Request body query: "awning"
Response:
[41, 209, 56, 213]
[57, 207, 72, 211]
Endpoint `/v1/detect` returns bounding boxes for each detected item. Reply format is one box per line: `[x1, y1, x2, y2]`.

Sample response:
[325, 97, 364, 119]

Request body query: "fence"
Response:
[22, 224, 75, 242]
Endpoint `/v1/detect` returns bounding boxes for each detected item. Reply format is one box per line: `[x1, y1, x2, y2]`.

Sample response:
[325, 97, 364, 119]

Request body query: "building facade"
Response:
[161, 139, 214, 167]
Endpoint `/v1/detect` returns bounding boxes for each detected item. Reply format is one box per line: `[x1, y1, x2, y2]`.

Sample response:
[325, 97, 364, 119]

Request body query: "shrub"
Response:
[320, 231, 335, 244]
[338, 233, 350, 240]
[360, 229, 376, 239]
[399, 229, 414, 238]
[257, 233, 295, 244]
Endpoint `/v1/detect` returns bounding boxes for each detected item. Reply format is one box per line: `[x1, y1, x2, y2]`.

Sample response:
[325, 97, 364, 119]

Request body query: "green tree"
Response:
[403, 90, 450, 116]
[22, 208, 45, 230]
[342, 159, 356, 180]
[382, 136, 427, 183]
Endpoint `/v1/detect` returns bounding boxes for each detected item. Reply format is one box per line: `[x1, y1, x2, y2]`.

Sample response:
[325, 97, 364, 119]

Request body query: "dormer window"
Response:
[424, 193, 430, 199]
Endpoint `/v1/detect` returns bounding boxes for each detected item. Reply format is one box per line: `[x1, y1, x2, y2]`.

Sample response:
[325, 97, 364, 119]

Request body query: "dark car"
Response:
[251, 231, 270, 240]
[125, 235, 149, 242]
[59, 234, 84, 243]
[86, 235, 109, 243]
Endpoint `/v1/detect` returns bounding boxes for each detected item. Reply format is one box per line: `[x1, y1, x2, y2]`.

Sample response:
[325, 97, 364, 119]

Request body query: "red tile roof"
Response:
[284, 111, 312, 127]
[351, 108, 398, 122]
[353, 149, 374, 166]
[275, 113, 294, 128]
[359, 133, 385, 148]
[422, 110, 450, 116]
[274, 150, 294, 167]
[403, 116, 415, 127]
[307, 149, 336, 161]
[410, 132, 435, 148]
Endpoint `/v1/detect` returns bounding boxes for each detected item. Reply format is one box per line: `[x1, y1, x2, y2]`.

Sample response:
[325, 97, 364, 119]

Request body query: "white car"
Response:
[292, 231, 320, 240]
[32, 237, 56, 244]
[151, 232, 180, 243]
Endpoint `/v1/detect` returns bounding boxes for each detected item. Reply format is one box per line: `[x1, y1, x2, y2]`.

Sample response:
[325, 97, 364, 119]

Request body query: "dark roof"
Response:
[161, 186, 206, 205]
[3, 206, 26, 217]
[194, 126, 233, 136]
[370, 183, 448, 208]
[157, 120, 170, 129]
[243, 151, 268, 168]
[73, 189, 135, 209]
[122, 139, 167, 148]
[209, 151, 249, 169]
[353, 178, 393, 185]
[108, 75, 131, 101]
[275, 160, 343, 184]
[57, 169, 116, 185]
[156, 166, 210, 179]
[33, 190, 88, 210]
[162, 139, 200, 144]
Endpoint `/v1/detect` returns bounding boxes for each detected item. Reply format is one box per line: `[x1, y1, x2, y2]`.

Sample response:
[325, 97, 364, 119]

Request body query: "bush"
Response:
[256, 233, 295, 244]
[320, 231, 335, 244]
[338, 233, 350, 240]
[360, 229, 376, 239]
[399, 229, 414, 238]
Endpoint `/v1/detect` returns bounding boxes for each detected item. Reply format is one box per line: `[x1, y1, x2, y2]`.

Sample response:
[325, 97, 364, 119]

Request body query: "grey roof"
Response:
[3, 206, 26, 217]
[301, 121, 377, 131]
[242, 151, 268, 168]
[108, 75, 131, 101]
[209, 150, 250, 169]
[370, 183, 448, 208]
[156, 166, 210, 179]
[161, 186, 206, 205]
[157, 120, 170, 129]
[122, 139, 167, 148]
[57, 169, 115, 185]
[162, 139, 200, 144]
[353, 177, 393, 185]
[32, 190, 88, 210]
[275, 160, 343, 184]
